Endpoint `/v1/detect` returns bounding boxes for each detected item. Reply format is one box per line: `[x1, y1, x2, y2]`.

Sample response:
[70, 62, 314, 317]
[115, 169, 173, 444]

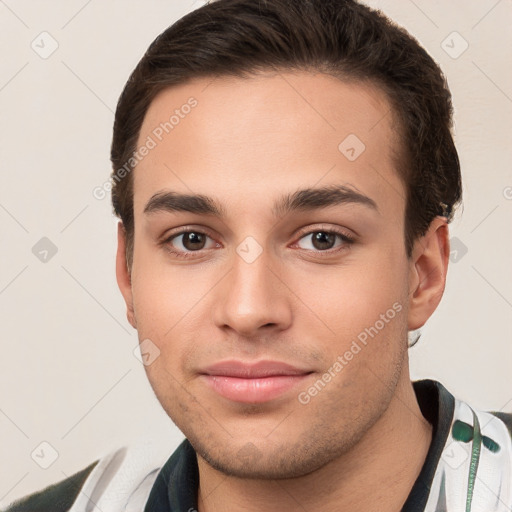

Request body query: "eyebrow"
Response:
[143, 184, 379, 218]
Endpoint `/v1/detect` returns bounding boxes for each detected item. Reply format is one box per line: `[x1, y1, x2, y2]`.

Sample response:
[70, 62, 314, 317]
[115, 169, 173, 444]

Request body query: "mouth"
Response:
[199, 360, 314, 404]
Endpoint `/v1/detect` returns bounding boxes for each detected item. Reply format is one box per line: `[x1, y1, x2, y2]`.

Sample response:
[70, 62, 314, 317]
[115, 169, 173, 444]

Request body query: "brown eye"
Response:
[180, 232, 207, 251]
[297, 230, 353, 252]
[310, 232, 336, 250]
[163, 229, 218, 259]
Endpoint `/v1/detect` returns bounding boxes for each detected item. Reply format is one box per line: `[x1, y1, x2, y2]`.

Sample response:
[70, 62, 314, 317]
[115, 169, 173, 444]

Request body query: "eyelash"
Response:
[161, 226, 355, 260]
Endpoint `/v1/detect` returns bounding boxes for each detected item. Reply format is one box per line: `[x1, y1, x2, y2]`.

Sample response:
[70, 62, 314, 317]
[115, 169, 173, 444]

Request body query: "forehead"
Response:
[133, 71, 405, 223]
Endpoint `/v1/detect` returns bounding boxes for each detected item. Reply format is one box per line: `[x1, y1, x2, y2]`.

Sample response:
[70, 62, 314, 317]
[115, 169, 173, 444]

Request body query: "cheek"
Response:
[130, 264, 214, 376]
[130, 254, 207, 332]
[295, 250, 409, 374]
[293, 250, 407, 331]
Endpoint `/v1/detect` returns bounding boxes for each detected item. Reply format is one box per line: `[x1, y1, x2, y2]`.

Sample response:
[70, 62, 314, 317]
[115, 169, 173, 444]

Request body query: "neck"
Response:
[197, 371, 432, 512]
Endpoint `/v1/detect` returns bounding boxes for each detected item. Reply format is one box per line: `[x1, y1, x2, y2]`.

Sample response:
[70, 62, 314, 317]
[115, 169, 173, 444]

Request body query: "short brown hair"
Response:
[111, 0, 462, 269]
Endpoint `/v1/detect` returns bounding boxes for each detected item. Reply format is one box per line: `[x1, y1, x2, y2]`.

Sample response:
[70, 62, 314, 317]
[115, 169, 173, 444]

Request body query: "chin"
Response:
[191, 431, 355, 480]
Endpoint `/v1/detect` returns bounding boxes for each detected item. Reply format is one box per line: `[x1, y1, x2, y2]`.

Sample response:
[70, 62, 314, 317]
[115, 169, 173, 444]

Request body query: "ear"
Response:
[407, 217, 450, 330]
[115, 222, 137, 329]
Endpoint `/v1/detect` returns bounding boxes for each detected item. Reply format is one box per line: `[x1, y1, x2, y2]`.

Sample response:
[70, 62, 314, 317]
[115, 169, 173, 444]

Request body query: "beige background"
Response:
[0, 0, 511, 506]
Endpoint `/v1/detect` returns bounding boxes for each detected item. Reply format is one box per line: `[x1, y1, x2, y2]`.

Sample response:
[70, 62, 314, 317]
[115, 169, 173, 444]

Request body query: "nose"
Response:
[212, 245, 293, 339]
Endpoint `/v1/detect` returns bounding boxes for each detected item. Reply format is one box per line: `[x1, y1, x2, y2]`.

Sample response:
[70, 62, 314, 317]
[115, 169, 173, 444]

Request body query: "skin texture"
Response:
[116, 71, 450, 511]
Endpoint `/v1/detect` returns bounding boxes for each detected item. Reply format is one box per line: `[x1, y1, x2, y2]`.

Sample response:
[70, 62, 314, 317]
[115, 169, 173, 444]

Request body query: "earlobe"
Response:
[115, 222, 137, 329]
[407, 217, 450, 331]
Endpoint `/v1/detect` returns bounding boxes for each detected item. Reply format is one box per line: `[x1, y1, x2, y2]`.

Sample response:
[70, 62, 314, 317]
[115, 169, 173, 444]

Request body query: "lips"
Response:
[200, 360, 313, 403]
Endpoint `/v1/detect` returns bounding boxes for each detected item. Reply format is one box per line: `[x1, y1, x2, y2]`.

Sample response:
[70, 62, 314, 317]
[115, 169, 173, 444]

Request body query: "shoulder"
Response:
[490, 410, 512, 437]
[3, 460, 99, 512]
[3, 435, 183, 512]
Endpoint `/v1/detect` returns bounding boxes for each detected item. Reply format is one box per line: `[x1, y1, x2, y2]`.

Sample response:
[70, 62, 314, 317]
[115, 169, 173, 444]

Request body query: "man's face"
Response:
[126, 71, 415, 478]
